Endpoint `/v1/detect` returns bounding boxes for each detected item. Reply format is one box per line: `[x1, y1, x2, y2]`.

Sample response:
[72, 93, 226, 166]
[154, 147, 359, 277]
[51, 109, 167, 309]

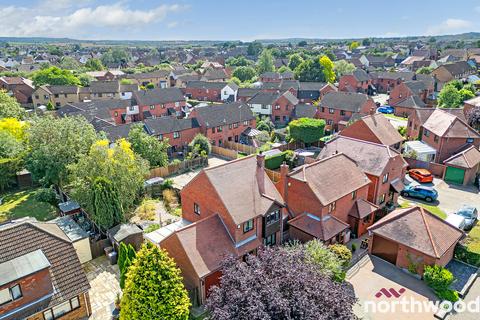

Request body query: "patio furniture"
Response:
[360, 239, 369, 249]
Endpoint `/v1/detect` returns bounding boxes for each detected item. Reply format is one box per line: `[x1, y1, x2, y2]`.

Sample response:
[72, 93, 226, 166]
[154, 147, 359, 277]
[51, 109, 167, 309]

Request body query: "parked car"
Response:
[455, 205, 478, 230]
[408, 168, 434, 183]
[445, 214, 466, 230]
[377, 105, 394, 114]
[401, 185, 438, 202]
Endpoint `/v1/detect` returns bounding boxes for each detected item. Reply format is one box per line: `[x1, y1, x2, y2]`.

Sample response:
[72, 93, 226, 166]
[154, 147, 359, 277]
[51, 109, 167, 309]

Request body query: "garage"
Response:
[444, 166, 465, 185]
[371, 234, 398, 265]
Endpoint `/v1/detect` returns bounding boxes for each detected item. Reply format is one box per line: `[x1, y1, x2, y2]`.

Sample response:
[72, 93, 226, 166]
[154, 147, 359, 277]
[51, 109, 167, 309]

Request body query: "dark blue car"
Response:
[401, 185, 438, 202]
[377, 106, 394, 114]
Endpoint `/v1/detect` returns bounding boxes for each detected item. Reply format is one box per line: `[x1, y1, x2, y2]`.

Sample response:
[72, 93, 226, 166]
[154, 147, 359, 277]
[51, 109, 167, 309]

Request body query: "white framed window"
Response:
[382, 173, 389, 183]
[328, 201, 336, 212]
[150, 105, 155, 110]
[194, 203, 200, 215]
[173, 131, 180, 139]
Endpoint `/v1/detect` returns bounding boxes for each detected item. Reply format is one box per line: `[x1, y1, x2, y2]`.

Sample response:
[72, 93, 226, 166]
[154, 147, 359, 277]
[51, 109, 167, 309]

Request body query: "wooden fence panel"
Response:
[149, 157, 208, 178]
[211, 146, 238, 159]
[223, 141, 257, 154]
[265, 168, 281, 183]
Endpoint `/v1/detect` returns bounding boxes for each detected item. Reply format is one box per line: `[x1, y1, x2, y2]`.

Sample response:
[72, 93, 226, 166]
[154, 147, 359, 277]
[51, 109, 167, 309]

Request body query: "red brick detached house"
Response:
[0, 76, 34, 105]
[369, 71, 415, 94]
[339, 113, 404, 151]
[388, 80, 435, 117]
[420, 109, 480, 163]
[406, 108, 466, 141]
[319, 136, 407, 212]
[161, 155, 285, 305]
[188, 102, 256, 146]
[278, 153, 373, 242]
[132, 87, 186, 119]
[338, 69, 374, 94]
[246, 90, 299, 125]
[0, 220, 91, 320]
[317, 92, 376, 132]
[368, 206, 464, 275]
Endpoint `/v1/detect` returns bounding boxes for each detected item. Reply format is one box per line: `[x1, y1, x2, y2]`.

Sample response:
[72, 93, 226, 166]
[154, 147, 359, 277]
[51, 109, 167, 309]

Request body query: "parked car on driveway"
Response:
[401, 185, 438, 202]
[445, 214, 466, 230]
[408, 169, 434, 183]
[455, 205, 478, 230]
[377, 105, 394, 114]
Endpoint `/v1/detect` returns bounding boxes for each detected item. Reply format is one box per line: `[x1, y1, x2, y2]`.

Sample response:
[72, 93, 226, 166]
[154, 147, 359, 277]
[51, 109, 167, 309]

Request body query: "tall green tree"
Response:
[91, 177, 123, 231]
[85, 58, 104, 71]
[294, 58, 325, 82]
[127, 124, 169, 168]
[119, 243, 137, 289]
[334, 60, 356, 77]
[232, 66, 256, 82]
[319, 55, 335, 83]
[0, 90, 25, 119]
[349, 41, 360, 51]
[257, 49, 275, 74]
[26, 116, 98, 186]
[69, 139, 148, 214]
[288, 53, 304, 70]
[120, 242, 190, 320]
[247, 42, 263, 56]
[32, 66, 80, 86]
[59, 56, 80, 70]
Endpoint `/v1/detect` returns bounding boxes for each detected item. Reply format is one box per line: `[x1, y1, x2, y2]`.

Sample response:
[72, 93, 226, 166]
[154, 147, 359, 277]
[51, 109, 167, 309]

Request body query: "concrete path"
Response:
[448, 277, 480, 320]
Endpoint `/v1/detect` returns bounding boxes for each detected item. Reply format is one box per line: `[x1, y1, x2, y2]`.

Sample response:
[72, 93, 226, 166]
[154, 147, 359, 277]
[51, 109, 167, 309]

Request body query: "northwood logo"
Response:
[375, 288, 406, 298]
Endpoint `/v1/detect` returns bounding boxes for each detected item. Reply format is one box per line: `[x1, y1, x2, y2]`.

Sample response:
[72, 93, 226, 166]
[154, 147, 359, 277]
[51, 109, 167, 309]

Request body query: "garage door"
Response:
[371, 235, 398, 265]
[445, 166, 465, 184]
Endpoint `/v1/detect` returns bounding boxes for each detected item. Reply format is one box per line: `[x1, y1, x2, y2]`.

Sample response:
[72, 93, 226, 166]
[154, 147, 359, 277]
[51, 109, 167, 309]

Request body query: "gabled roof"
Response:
[292, 104, 318, 119]
[351, 69, 371, 82]
[186, 80, 228, 90]
[423, 109, 480, 138]
[200, 155, 284, 225]
[247, 90, 298, 105]
[319, 92, 370, 112]
[102, 122, 137, 141]
[413, 107, 465, 125]
[202, 67, 228, 80]
[437, 61, 475, 77]
[370, 71, 415, 81]
[288, 153, 370, 205]
[342, 113, 404, 146]
[444, 145, 480, 169]
[394, 95, 426, 108]
[403, 80, 431, 93]
[318, 136, 407, 176]
[133, 87, 185, 106]
[299, 82, 327, 91]
[368, 207, 464, 258]
[193, 102, 254, 127]
[79, 80, 120, 94]
[0, 221, 90, 318]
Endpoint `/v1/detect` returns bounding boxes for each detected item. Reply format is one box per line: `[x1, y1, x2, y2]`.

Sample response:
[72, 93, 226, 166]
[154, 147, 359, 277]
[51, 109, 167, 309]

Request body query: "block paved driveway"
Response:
[348, 255, 439, 320]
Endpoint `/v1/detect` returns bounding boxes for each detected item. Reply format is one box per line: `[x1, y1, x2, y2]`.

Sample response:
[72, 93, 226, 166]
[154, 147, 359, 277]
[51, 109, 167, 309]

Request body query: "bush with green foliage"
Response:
[118, 243, 137, 289]
[455, 245, 480, 267]
[232, 66, 256, 82]
[120, 242, 190, 320]
[32, 66, 81, 87]
[328, 244, 352, 267]
[34, 187, 58, 206]
[0, 158, 22, 191]
[144, 223, 161, 233]
[127, 124, 169, 168]
[265, 152, 287, 170]
[423, 265, 458, 302]
[304, 239, 346, 282]
[0, 90, 25, 119]
[288, 118, 325, 143]
[188, 134, 211, 156]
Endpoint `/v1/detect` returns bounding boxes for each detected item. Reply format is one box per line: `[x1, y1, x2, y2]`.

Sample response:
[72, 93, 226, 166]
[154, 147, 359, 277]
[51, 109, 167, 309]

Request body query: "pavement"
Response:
[170, 155, 229, 189]
[448, 278, 480, 320]
[348, 255, 439, 320]
[83, 256, 121, 320]
[400, 177, 480, 216]
[372, 93, 389, 106]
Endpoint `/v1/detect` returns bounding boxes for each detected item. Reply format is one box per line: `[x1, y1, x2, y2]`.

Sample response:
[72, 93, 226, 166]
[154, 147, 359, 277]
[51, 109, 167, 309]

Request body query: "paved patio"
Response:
[171, 156, 229, 189]
[348, 255, 439, 320]
[84, 256, 121, 320]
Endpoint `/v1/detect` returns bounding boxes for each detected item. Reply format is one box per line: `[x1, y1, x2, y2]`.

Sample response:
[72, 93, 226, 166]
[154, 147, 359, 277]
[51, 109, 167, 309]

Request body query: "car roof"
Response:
[459, 205, 477, 212]
[414, 185, 434, 191]
[411, 168, 431, 174]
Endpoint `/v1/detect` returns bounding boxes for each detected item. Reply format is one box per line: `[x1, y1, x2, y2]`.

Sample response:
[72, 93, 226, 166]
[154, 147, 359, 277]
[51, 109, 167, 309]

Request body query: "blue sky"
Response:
[0, 0, 479, 41]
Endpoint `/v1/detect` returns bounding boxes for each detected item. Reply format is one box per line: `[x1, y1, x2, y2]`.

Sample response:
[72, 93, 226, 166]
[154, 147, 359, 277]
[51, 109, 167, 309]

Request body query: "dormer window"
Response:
[0, 284, 22, 305]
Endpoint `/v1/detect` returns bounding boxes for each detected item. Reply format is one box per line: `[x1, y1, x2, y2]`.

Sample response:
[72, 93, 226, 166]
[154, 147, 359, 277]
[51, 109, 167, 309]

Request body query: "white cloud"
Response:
[426, 18, 473, 35]
[167, 21, 179, 29]
[0, 2, 188, 39]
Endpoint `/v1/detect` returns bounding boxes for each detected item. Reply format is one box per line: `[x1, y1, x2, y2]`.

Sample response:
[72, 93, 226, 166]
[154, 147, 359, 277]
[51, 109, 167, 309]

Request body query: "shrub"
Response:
[265, 152, 287, 170]
[328, 244, 352, 267]
[424, 265, 455, 292]
[436, 289, 459, 302]
[189, 134, 211, 156]
[455, 245, 480, 267]
[34, 187, 58, 205]
[144, 223, 160, 233]
[351, 243, 357, 252]
[161, 179, 174, 190]
[288, 118, 325, 144]
[162, 189, 178, 213]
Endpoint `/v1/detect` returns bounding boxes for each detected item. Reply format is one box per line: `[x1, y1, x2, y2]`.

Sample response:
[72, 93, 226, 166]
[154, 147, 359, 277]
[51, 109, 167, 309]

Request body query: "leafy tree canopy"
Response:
[127, 123, 169, 168]
[288, 53, 304, 71]
[206, 245, 356, 320]
[85, 58, 104, 71]
[257, 49, 275, 74]
[0, 90, 25, 119]
[319, 55, 335, 83]
[32, 66, 80, 87]
[232, 66, 257, 82]
[334, 59, 356, 77]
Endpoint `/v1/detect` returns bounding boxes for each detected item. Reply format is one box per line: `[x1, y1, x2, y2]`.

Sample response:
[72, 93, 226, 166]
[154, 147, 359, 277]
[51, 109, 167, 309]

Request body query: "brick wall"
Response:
[27, 292, 91, 320]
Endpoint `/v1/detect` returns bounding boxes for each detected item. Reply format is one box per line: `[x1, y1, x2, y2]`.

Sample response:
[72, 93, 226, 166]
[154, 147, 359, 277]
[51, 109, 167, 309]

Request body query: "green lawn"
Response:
[466, 224, 480, 254]
[0, 189, 58, 223]
[399, 200, 447, 219]
[384, 113, 408, 121]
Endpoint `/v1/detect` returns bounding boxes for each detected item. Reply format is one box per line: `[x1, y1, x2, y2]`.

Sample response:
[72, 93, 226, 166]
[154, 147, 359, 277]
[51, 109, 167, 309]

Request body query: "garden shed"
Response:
[107, 223, 143, 251]
[404, 140, 437, 162]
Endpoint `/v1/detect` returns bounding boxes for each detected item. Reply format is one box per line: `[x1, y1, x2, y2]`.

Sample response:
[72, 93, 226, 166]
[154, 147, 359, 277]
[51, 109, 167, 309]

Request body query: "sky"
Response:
[0, 0, 480, 41]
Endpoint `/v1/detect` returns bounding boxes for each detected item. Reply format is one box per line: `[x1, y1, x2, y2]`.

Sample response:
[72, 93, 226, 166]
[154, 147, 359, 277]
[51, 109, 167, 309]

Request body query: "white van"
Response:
[445, 214, 466, 230]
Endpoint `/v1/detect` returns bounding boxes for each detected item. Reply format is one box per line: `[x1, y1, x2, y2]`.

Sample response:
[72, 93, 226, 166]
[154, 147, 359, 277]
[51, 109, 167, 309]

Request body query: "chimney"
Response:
[370, 107, 375, 116]
[256, 153, 265, 168]
[256, 153, 266, 194]
[278, 162, 289, 201]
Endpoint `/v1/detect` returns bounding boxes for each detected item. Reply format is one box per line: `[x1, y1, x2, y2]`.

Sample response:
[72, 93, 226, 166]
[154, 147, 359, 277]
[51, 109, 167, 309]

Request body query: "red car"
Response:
[408, 169, 433, 183]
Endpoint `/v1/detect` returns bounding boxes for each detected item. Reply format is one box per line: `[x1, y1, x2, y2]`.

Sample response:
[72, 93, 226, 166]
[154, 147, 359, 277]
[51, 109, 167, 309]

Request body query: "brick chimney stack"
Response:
[256, 153, 266, 194]
[278, 162, 289, 201]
